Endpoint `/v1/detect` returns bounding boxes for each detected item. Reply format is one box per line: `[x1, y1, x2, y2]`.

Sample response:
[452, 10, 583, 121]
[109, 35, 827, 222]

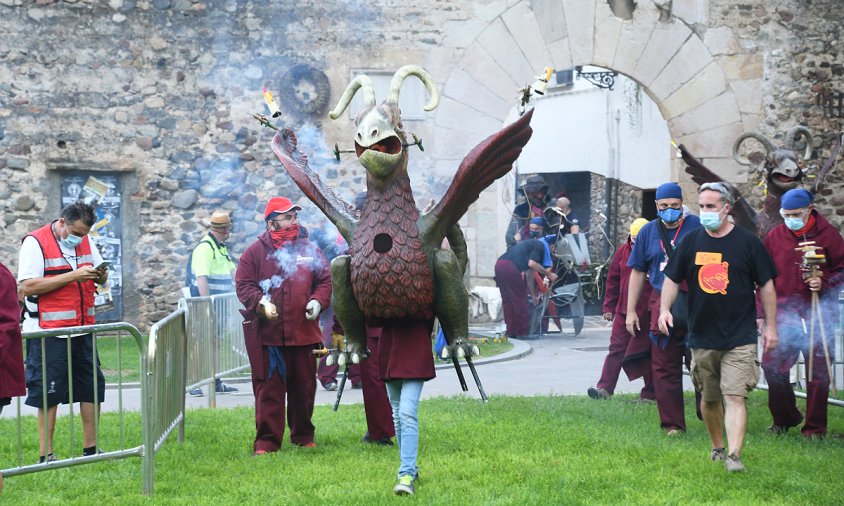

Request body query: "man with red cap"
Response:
[761, 188, 844, 438]
[235, 197, 332, 454]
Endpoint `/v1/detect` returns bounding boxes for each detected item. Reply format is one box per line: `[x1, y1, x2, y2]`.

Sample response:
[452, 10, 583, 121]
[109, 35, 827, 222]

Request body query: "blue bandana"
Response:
[780, 188, 813, 210]
[655, 182, 682, 200]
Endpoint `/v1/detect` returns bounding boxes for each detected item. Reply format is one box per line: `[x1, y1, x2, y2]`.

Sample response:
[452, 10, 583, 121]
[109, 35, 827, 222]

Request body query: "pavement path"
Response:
[2, 317, 696, 420]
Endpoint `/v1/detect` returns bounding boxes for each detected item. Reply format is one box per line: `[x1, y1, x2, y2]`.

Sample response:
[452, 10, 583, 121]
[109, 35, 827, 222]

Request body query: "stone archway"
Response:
[435, 0, 760, 278]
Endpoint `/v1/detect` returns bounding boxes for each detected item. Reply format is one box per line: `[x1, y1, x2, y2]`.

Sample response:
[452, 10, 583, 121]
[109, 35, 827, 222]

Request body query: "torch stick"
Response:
[813, 291, 837, 396]
[332, 361, 349, 412]
[809, 294, 816, 380]
[451, 354, 468, 392]
[465, 355, 489, 402]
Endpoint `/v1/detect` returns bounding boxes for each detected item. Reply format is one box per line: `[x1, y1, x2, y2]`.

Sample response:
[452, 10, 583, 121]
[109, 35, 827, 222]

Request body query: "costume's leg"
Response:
[361, 332, 395, 440]
[285, 345, 316, 446]
[386, 379, 423, 479]
[432, 249, 468, 345]
[330, 256, 368, 360]
[317, 307, 339, 386]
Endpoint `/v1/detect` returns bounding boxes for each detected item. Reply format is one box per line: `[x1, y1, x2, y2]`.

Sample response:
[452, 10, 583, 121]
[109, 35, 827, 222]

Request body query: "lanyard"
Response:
[659, 218, 684, 256]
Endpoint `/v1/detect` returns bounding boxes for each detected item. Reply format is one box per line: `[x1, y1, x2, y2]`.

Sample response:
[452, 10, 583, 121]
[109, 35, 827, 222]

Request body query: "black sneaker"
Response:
[361, 432, 394, 446]
[38, 453, 56, 464]
[189, 388, 203, 397]
[216, 383, 238, 394]
[587, 387, 611, 400]
[323, 381, 338, 391]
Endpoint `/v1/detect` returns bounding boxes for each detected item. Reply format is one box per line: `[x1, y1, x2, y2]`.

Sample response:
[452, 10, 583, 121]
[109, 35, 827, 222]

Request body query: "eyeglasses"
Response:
[699, 182, 728, 193]
[269, 214, 297, 225]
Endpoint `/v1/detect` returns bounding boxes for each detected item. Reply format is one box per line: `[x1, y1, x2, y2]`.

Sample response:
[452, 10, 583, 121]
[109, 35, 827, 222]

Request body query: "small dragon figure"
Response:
[270, 65, 533, 363]
[681, 126, 841, 239]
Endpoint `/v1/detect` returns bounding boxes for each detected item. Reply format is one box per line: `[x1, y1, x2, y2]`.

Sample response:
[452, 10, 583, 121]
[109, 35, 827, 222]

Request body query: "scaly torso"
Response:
[350, 175, 434, 319]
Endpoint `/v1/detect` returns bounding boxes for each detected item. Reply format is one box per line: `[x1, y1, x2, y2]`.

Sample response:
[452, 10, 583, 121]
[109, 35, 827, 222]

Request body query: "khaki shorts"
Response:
[690, 343, 760, 402]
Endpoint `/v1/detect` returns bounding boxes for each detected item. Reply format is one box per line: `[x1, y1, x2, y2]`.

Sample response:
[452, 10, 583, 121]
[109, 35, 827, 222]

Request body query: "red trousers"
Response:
[762, 329, 833, 436]
[359, 333, 395, 440]
[597, 314, 654, 398]
[495, 259, 531, 337]
[647, 291, 701, 431]
[252, 345, 316, 452]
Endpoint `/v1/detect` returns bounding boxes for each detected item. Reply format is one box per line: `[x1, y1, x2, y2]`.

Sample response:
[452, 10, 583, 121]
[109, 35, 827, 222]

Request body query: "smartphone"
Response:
[96, 261, 112, 271]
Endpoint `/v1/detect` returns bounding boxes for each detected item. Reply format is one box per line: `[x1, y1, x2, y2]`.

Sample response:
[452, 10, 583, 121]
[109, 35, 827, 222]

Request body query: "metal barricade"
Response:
[1, 323, 151, 489]
[145, 306, 188, 493]
[180, 292, 249, 407]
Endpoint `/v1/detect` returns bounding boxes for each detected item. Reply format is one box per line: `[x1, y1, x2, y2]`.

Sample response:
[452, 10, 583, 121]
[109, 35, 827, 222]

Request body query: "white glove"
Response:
[305, 300, 321, 320]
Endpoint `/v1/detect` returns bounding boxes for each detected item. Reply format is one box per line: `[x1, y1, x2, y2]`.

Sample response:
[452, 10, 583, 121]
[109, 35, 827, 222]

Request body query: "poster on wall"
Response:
[61, 174, 123, 322]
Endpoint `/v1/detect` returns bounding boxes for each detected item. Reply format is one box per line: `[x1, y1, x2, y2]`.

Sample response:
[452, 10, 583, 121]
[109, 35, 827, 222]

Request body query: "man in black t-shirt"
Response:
[543, 196, 580, 236]
[658, 182, 779, 473]
[495, 224, 558, 339]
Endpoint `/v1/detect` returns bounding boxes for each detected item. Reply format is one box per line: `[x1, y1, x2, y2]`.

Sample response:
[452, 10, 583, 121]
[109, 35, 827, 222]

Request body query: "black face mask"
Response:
[530, 230, 542, 238]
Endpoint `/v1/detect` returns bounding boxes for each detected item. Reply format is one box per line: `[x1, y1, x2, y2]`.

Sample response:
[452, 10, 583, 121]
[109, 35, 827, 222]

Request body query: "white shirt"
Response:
[18, 232, 104, 333]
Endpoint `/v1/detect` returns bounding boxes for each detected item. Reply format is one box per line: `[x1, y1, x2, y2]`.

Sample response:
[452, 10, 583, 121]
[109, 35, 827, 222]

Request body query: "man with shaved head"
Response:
[544, 196, 580, 236]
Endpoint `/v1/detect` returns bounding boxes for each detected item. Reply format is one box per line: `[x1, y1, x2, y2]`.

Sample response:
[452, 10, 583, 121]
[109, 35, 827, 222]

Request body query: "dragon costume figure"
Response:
[681, 126, 842, 239]
[271, 65, 533, 363]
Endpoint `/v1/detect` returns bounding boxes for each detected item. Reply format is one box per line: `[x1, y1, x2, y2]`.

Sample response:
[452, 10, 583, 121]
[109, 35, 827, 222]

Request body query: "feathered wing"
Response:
[271, 128, 358, 243]
[678, 143, 758, 235]
[812, 132, 842, 195]
[427, 109, 534, 238]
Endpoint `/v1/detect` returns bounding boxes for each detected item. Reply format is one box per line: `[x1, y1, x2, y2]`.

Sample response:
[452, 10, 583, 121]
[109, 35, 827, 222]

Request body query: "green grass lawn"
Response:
[2, 391, 842, 505]
[95, 334, 144, 384]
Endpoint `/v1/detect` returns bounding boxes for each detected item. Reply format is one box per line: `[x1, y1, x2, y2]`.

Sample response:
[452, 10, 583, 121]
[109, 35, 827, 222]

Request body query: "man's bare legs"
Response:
[724, 395, 747, 456]
[701, 399, 724, 450]
[80, 402, 101, 449]
[37, 405, 58, 457]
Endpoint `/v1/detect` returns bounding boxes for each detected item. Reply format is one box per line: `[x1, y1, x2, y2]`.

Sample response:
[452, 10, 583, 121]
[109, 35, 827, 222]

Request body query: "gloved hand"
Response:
[258, 298, 278, 320]
[305, 299, 321, 320]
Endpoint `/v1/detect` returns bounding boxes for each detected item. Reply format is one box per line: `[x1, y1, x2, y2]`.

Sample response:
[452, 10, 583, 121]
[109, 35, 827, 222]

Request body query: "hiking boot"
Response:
[188, 388, 203, 397]
[323, 381, 338, 391]
[768, 415, 803, 435]
[725, 453, 745, 472]
[394, 474, 415, 496]
[587, 387, 611, 400]
[710, 447, 726, 462]
[216, 383, 238, 394]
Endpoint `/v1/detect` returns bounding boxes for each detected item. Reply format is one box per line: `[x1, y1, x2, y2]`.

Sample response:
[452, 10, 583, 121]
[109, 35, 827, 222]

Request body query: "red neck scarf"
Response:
[790, 213, 816, 237]
[270, 225, 299, 249]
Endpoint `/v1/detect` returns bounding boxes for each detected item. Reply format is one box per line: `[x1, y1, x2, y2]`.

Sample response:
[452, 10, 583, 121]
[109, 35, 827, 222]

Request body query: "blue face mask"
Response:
[530, 230, 542, 238]
[784, 217, 805, 231]
[61, 233, 84, 249]
[657, 208, 683, 224]
[699, 211, 723, 231]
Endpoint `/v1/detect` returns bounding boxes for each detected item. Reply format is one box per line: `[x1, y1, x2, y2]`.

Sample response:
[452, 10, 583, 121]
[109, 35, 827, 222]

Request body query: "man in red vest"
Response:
[18, 202, 108, 463]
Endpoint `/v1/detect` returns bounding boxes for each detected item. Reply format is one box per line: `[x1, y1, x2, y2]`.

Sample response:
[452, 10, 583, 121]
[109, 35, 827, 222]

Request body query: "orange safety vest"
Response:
[28, 223, 96, 328]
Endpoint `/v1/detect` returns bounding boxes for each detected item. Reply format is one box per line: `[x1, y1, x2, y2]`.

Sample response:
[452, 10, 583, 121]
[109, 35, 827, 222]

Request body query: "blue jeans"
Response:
[385, 379, 424, 478]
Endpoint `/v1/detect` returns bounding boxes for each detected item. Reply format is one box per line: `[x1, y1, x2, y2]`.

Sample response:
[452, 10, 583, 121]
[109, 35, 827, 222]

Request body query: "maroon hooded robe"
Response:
[762, 210, 844, 436]
[236, 230, 331, 452]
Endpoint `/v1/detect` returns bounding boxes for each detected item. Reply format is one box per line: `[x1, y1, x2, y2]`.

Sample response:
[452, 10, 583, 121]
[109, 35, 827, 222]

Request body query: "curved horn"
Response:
[732, 131, 774, 166]
[785, 125, 813, 161]
[328, 74, 376, 120]
[387, 65, 440, 112]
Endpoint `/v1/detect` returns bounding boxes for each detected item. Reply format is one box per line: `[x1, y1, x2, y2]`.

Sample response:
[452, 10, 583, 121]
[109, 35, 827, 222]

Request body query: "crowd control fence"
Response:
[180, 292, 249, 408]
[2, 311, 189, 496]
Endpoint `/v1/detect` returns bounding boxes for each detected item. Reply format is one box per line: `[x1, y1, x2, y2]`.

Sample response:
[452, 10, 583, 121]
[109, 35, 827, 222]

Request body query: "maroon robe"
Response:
[597, 239, 653, 396]
[0, 262, 25, 404]
[377, 311, 436, 382]
[236, 231, 332, 452]
[762, 211, 844, 436]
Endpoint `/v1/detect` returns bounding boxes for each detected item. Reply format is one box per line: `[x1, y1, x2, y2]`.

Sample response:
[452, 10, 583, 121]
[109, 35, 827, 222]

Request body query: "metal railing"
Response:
[145, 306, 188, 493]
[180, 292, 249, 407]
[1, 323, 149, 486]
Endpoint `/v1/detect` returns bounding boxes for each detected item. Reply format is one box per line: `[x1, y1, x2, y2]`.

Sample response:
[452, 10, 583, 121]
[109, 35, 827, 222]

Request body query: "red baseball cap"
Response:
[264, 197, 302, 220]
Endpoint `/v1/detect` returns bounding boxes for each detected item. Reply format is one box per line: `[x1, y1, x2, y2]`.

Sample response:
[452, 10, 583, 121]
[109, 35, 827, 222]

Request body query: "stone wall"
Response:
[1, 0, 843, 328]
